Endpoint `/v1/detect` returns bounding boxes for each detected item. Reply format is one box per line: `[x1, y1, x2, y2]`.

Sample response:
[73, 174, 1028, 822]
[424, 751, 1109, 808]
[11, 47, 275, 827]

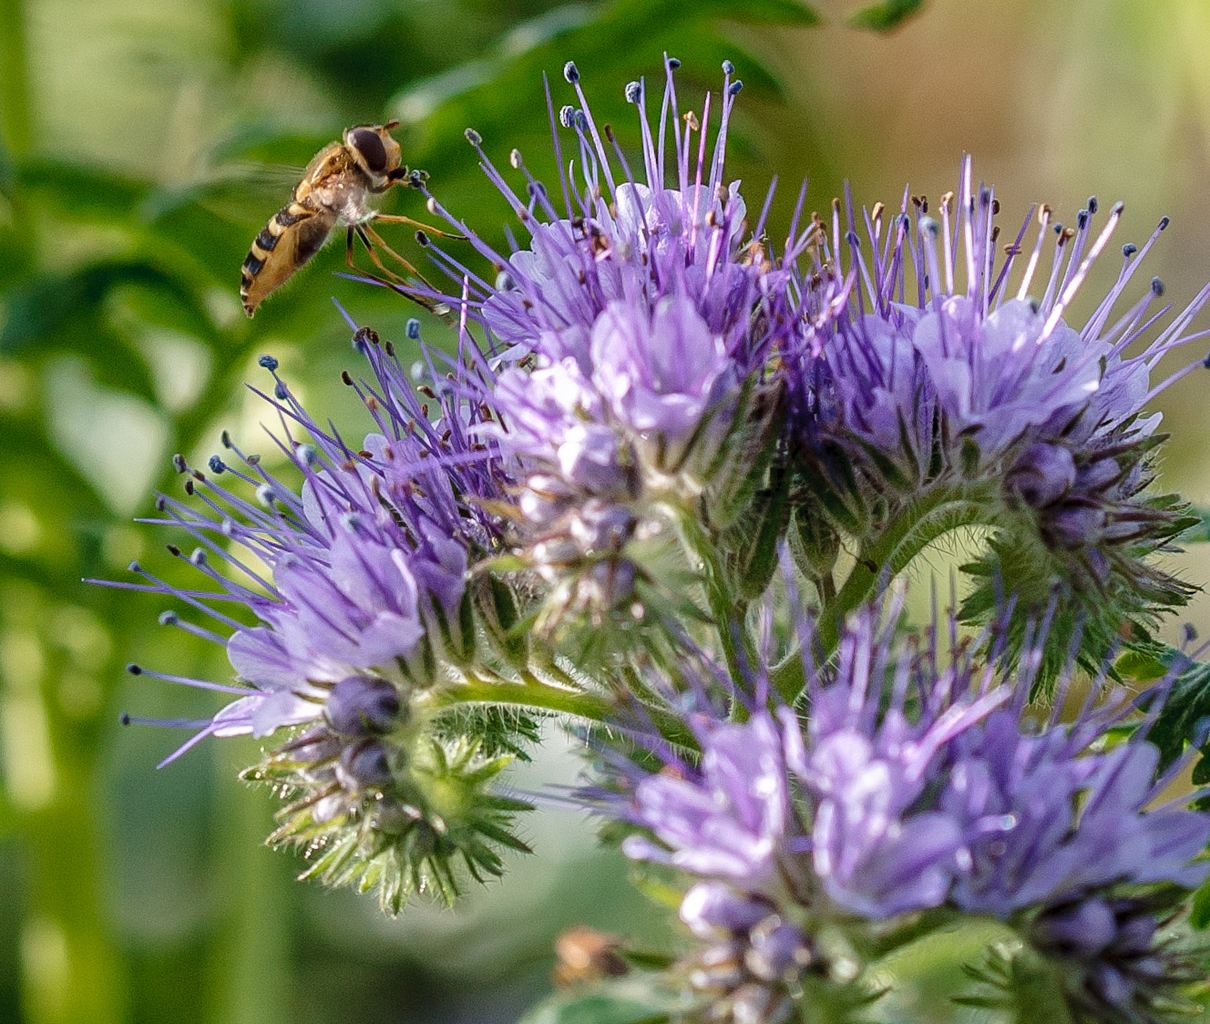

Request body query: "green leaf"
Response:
[1145, 657, 1210, 771]
[849, 0, 925, 31]
[520, 978, 681, 1024]
[1191, 876, 1210, 928]
[1182, 505, 1210, 543]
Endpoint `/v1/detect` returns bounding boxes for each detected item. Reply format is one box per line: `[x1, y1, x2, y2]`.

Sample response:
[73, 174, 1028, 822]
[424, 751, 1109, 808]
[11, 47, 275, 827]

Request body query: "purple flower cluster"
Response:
[110, 55, 1210, 1012]
[103, 331, 533, 908]
[796, 179, 1207, 471]
[394, 57, 1209, 660]
[119, 337, 493, 757]
[409, 58, 797, 624]
[601, 598, 1210, 1014]
[788, 174, 1207, 651]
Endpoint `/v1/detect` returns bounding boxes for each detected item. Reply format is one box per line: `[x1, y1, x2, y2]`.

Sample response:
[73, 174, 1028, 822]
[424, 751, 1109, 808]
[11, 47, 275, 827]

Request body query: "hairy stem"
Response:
[667, 504, 749, 686]
[772, 482, 995, 701]
[438, 672, 698, 750]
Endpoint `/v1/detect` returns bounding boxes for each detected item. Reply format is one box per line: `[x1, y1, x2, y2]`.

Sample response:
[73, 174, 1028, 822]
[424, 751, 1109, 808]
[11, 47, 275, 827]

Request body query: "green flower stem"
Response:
[772, 482, 996, 701]
[438, 673, 698, 751]
[0, 0, 35, 263]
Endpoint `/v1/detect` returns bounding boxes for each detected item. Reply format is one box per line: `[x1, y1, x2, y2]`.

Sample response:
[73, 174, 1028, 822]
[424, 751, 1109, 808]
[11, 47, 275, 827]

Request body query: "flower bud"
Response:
[1033, 898, 1117, 953]
[728, 983, 792, 1024]
[325, 676, 403, 735]
[680, 882, 770, 940]
[743, 920, 812, 983]
[569, 500, 636, 553]
[338, 739, 395, 790]
[1006, 442, 1077, 509]
[1045, 504, 1108, 549]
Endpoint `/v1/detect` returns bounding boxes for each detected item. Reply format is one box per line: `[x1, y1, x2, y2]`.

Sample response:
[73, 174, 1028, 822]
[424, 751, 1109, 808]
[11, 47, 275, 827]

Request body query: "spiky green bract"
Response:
[247, 727, 531, 914]
[960, 489, 1197, 686]
[960, 894, 1209, 1024]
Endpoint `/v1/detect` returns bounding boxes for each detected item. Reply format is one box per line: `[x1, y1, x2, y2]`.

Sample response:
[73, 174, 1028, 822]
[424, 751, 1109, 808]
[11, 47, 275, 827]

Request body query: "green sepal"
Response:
[248, 730, 532, 914]
[721, 446, 793, 599]
[791, 504, 841, 581]
[473, 573, 530, 667]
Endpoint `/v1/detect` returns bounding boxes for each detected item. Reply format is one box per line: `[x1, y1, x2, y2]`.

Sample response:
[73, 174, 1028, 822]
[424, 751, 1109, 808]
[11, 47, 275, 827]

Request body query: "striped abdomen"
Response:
[240, 199, 335, 317]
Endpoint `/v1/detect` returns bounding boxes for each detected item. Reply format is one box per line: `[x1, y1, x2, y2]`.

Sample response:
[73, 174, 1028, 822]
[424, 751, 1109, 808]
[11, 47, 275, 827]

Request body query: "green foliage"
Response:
[1123, 644, 1210, 778]
[958, 487, 1198, 691]
[519, 977, 683, 1024]
[848, 0, 926, 31]
[955, 943, 1074, 1024]
[1181, 505, 1210, 543]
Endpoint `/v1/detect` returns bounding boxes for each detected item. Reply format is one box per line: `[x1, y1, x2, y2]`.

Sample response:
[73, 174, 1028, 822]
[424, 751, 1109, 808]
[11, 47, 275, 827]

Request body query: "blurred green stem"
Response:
[20, 771, 128, 1024]
[0, 0, 32, 155]
[205, 745, 290, 1024]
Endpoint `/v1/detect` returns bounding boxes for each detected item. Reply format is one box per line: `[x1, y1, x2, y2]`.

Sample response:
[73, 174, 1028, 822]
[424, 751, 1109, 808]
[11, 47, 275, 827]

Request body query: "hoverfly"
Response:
[239, 121, 453, 317]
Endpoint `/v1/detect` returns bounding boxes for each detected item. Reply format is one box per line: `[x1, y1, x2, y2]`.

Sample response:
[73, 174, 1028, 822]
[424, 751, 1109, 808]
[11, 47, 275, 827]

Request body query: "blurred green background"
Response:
[5, 1, 1210, 1022]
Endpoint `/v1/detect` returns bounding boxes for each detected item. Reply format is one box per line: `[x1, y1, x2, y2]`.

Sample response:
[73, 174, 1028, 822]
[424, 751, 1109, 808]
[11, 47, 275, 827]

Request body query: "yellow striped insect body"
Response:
[240, 122, 417, 317]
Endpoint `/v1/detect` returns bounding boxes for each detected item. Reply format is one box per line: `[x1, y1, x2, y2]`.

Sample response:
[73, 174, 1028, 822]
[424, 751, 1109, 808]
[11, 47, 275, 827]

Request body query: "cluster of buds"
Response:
[680, 884, 815, 1024]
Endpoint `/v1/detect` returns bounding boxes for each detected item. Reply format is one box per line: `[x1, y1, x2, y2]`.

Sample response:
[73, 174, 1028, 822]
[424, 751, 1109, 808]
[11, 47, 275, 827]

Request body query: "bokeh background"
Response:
[4, 1, 1210, 1022]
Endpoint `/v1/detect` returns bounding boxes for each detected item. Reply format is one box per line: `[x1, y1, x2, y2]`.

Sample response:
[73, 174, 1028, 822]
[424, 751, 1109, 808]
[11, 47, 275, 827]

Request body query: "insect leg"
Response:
[354, 225, 450, 318]
[372, 213, 466, 241]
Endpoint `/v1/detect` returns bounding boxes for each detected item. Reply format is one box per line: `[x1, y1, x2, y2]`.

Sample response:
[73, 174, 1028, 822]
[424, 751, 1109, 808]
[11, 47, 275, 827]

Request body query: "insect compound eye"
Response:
[350, 128, 388, 174]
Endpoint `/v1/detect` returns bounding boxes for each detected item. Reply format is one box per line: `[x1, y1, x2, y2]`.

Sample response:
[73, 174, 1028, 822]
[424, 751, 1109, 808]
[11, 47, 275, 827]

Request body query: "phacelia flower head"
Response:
[620, 712, 793, 889]
[942, 698, 1210, 917]
[407, 58, 797, 629]
[105, 329, 533, 910]
[588, 591, 1210, 1015]
[600, 595, 1008, 922]
[788, 166, 1207, 666]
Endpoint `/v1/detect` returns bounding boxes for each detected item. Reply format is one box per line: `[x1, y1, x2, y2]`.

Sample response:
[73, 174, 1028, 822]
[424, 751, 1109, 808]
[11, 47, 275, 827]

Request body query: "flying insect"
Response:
[239, 121, 449, 316]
